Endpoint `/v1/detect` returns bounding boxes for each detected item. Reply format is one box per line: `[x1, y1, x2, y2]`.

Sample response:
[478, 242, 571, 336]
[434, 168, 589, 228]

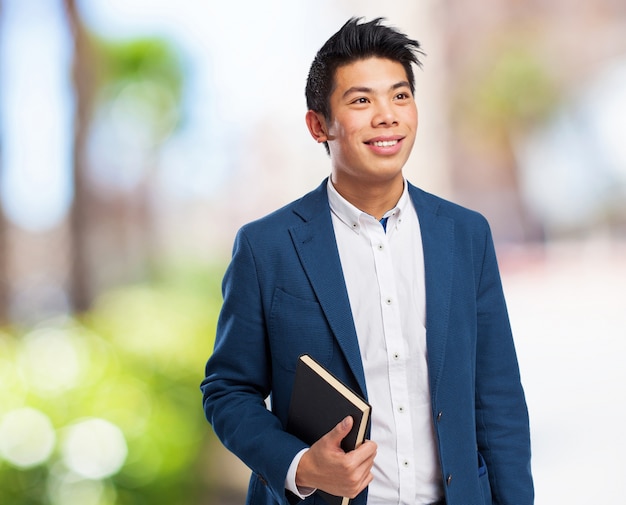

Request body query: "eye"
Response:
[394, 92, 411, 100]
[351, 97, 369, 104]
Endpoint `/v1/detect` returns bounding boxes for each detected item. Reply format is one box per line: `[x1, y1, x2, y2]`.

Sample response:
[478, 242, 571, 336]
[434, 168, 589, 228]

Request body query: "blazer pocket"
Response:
[269, 288, 333, 372]
[477, 452, 492, 504]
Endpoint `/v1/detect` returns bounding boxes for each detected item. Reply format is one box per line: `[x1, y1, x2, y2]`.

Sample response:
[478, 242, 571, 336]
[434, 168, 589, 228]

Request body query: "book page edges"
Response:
[300, 355, 370, 413]
[354, 407, 370, 449]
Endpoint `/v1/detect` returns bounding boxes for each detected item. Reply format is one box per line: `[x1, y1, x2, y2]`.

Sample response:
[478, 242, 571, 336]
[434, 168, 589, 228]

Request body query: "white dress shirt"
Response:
[286, 179, 443, 504]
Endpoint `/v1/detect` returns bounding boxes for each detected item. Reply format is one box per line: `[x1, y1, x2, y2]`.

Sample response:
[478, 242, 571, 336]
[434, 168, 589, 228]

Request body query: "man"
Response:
[201, 17, 533, 505]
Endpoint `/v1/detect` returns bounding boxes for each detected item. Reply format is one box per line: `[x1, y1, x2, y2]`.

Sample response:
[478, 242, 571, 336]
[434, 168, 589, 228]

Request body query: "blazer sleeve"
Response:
[200, 227, 308, 505]
[474, 223, 534, 504]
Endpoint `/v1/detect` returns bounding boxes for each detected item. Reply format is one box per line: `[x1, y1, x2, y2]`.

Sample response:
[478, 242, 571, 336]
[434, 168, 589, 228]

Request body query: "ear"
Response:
[305, 110, 329, 144]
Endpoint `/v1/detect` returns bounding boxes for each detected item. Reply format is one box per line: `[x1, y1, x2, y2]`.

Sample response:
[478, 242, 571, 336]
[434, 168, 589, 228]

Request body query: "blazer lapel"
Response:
[286, 181, 455, 400]
[288, 181, 368, 398]
[409, 184, 455, 397]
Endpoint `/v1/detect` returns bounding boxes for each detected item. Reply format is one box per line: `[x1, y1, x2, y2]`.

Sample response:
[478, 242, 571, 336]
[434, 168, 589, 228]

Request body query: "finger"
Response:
[349, 439, 377, 463]
[324, 416, 353, 446]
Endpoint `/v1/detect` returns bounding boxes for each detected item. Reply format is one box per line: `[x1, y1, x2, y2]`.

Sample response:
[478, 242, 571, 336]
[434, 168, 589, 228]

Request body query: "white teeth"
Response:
[373, 140, 398, 147]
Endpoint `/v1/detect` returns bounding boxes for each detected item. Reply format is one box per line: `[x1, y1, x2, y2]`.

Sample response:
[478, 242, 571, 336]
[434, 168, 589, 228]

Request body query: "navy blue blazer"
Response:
[201, 179, 533, 505]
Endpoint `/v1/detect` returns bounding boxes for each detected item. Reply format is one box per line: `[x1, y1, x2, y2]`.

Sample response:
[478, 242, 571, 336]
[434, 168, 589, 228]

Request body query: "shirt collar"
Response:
[327, 178, 410, 234]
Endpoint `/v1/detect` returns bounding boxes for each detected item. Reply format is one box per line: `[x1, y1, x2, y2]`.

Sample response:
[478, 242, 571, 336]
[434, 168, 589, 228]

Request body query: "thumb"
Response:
[325, 416, 353, 446]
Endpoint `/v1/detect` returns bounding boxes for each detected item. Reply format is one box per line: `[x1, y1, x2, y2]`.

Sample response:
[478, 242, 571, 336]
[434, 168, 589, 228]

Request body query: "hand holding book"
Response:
[295, 415, 377, 501]
[287, 355, 374, 505]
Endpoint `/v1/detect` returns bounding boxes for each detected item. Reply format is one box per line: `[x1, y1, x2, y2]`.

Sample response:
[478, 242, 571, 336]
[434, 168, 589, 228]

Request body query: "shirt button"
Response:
[393, 352, 400, 360]
[377, 243, 384, 250]
[385, 298, 392, 305]
[398, 406, 405, 413]
[403, 460, 409, 468]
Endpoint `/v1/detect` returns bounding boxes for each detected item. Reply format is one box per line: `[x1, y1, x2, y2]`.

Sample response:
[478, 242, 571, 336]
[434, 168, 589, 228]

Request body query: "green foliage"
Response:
[94, 36, 184, 99]
[0, 264, 225, 505]
[454, 35, 561, 137]
[476, 48, 558, 127]
[90, 34, 185, 143]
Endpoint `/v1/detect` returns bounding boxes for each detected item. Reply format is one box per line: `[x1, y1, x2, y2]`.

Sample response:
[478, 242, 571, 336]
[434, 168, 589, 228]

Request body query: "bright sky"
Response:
[0, 0, 73, 230]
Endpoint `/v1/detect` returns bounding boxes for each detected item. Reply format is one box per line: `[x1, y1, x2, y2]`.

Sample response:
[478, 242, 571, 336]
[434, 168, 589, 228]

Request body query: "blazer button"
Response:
[446, 474, 452, 486]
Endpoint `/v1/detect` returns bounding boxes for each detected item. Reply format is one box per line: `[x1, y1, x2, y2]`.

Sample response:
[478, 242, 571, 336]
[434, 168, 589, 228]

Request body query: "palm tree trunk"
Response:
[0, 0, 11, 324]
[62, 0, 96, 313]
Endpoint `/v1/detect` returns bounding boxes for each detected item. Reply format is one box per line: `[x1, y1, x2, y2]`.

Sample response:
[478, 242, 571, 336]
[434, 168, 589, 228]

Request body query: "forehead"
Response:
[332, 57, 410, 94]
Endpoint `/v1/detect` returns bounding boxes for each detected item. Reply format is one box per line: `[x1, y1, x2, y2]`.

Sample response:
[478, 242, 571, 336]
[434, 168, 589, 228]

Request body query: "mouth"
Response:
[370, 139, 399, 148]
[365, 136, 404, 154]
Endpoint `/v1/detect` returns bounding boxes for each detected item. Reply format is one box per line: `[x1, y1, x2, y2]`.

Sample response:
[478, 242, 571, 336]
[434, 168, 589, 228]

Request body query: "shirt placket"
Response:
[369, 222, 417, 505]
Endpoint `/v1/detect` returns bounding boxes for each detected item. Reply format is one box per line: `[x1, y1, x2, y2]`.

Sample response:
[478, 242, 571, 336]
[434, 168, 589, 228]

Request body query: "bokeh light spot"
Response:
[18, 328, 82, 394]
[47, 470, 107, 505]
[62, 418, 128, 479]
[0, 407, 56, 468]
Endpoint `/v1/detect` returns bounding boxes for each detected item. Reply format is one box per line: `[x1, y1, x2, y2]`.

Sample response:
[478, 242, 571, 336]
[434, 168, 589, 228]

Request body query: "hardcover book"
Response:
[287, 354, 372, 505]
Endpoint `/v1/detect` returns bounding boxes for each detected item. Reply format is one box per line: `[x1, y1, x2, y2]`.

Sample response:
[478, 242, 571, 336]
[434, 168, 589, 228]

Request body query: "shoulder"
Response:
[407, 181, 490, 230]
[236, 179, 330, 240]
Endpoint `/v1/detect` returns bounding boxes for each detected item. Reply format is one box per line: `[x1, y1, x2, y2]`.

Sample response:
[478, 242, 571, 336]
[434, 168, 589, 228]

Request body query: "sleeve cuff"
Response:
[285, 448, 316, 499]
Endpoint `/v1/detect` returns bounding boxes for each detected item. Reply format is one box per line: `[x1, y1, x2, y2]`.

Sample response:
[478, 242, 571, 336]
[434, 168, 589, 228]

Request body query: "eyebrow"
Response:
[342, 81, 412, 99]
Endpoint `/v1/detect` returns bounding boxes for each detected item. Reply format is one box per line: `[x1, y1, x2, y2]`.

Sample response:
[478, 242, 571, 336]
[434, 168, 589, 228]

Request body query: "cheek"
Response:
[328, 125, 359, 155]
[331, 116, 356, 137]
[407, 106, 418, 130]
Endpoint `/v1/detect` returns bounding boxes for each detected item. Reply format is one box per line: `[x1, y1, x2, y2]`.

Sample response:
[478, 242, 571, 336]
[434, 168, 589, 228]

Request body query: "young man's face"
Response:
[312, 57, 418, 189]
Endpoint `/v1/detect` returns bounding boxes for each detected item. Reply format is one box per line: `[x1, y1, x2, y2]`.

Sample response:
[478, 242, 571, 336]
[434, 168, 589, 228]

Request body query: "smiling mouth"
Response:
[369, 139, 399, 147]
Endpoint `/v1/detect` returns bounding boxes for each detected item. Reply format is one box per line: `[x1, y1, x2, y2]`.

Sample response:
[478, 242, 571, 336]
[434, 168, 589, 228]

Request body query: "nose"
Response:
[372, 101, 398, 127]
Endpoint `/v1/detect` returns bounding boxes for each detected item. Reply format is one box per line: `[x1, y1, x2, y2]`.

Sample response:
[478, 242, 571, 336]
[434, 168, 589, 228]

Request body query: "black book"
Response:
[287, 354, 372, 505]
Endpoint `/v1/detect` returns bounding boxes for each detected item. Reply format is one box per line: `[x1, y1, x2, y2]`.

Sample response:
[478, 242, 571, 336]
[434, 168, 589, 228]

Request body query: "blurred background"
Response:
[0, 0, 625, 504]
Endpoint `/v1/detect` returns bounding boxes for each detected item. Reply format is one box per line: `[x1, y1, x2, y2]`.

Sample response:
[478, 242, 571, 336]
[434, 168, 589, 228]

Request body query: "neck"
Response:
[331, 174, 404, 220]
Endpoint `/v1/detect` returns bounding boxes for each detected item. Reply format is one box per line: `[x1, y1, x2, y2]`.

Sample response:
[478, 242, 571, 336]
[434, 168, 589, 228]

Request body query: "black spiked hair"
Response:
[305, 17, 424, 120]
